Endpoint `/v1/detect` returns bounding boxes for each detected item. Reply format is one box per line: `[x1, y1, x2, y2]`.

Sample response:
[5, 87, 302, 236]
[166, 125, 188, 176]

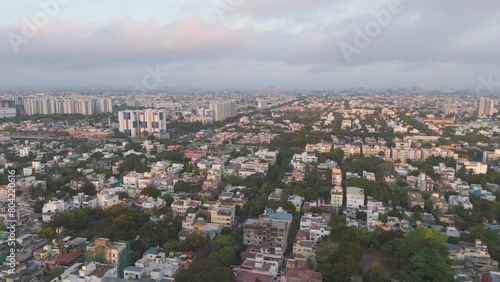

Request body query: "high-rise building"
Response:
[118, 109, 167, 137]
[209, 100, 237, 122]
[257, 99, 267, 110]
[0, 100, 16, 118]
[478, 97, 495, 117]
[21, 97, 113, 116]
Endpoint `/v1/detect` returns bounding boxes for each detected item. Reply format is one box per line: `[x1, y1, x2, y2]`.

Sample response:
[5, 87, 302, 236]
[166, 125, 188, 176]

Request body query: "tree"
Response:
[174, 180, 192, 193]
[382, 228, 452, 281]
[29, 183, 46, 200]
[155, 151, 185, 162]
[161, 193, 174, 206]
[117, 191, 129, 199]
[39, 227, 57, 241]
[45, 266, 65, 282]
[208, 246, 235, 266]
[163, 239, 179, 253]
[141, 186, 161, 198]
[176, 259, 237, 282]
[184, 233, 207, 251]
[369, 261, 386, 282]
[82, 181, 96, 196]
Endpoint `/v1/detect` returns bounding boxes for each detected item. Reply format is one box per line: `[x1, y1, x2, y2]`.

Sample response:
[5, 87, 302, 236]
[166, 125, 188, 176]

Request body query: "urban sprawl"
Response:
[0, 90, 500, 282]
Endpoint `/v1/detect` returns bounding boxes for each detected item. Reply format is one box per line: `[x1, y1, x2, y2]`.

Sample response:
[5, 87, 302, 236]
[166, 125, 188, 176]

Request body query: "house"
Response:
[292, 240, 317, 260]
[408, 192, 425, 209]
[123, 247, 180, 281]
[287, 195, 303, 212]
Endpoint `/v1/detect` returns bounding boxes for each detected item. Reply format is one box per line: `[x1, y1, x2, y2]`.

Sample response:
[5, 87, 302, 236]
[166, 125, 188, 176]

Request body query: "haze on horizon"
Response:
[1, 0, 499, 91]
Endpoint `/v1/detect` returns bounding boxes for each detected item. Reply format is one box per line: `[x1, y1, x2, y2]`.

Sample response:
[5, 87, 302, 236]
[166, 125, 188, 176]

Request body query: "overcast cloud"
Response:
[1, 0, 500, 90]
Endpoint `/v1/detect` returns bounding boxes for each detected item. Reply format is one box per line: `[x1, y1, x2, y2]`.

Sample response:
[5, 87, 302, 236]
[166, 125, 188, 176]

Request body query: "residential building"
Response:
[123, 247, 180, 281]
[209, 100, 237, 122]
[58, 262, 118, 282]
[118, 109, 167, 137]
[346, 187, 365, 209]
[408, 192, 425, 209]
[292, 240, 317, 260]
[287, 195, 303, 212]
[331, 168, 342, 186]
[456, 159, 488, 175]
[85, 238, 131, 270]
[210, 205, 236, 227]
[478, 97, 495, 117]
[243, 218, 290, 248]
[330, 187, 343, 208]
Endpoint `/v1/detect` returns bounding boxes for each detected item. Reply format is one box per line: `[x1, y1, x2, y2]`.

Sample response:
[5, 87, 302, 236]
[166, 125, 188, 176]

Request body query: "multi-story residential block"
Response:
[448, 195, 473, 211]
[240, 241, 285, 266]
[171, 197, 202, 216]
[330, 187, 343, 208]
[346, 187, 365, 209]
[292, 240, 317, 260]
[239, 160, 269, 177]
[478, 97, 495, 117]
[281, 257, 323, 282]
[118, 109, 167, 137]
[210, 205, 236, 227]
[85, 238, 131, 271]
[299, 213, 331, 242]
[456, 159, 488, 175]
[243, 218, 290, 248]
[42, 200, 66, 214]
[408, 192, 425, 209]
[305, 142, 332, 153]
[123, 247, 180, 281]
[22, 97, 112, 115]
[417, 173, 434, 192]
[209, 100, 237, 122]
[292, 152, 318, 163]
[331, 168, 342, 186]
[249, 149, 279, 164]
[57, 262, 118, 282]
[430, 192, 448, 213]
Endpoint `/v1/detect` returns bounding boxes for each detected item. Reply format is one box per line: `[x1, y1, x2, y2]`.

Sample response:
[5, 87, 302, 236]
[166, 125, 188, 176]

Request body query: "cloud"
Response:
[0, 0, 499, 89]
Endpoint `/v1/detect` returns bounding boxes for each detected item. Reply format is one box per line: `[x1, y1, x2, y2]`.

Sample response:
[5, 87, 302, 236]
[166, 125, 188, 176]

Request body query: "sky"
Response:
[0, 0, 500, 91]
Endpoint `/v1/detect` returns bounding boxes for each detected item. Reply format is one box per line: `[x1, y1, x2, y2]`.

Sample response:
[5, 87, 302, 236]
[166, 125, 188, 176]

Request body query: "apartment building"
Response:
[210, 205, 236, 227]
[118, 109, 168, 137]
[346, 187, 365, 209]
[243, 218, 290, 248]
[408, 192, 425, 209]
[331, 168, 342, 186]
[85, 238, 130, 266]
[330, 187, 343, 208]
[171, 197, 202, 216]
[292, 240, 317, 260]
[123, 248, 180, 281]
[209, 100, 237, 122]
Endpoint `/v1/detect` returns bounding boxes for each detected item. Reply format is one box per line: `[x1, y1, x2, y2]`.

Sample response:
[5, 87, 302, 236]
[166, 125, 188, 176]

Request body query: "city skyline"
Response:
[0, 1, 499, 91]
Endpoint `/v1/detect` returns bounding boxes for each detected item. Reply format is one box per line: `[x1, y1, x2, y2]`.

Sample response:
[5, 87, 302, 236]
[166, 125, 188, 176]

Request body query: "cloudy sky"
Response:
[1, 0, 500, 91]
